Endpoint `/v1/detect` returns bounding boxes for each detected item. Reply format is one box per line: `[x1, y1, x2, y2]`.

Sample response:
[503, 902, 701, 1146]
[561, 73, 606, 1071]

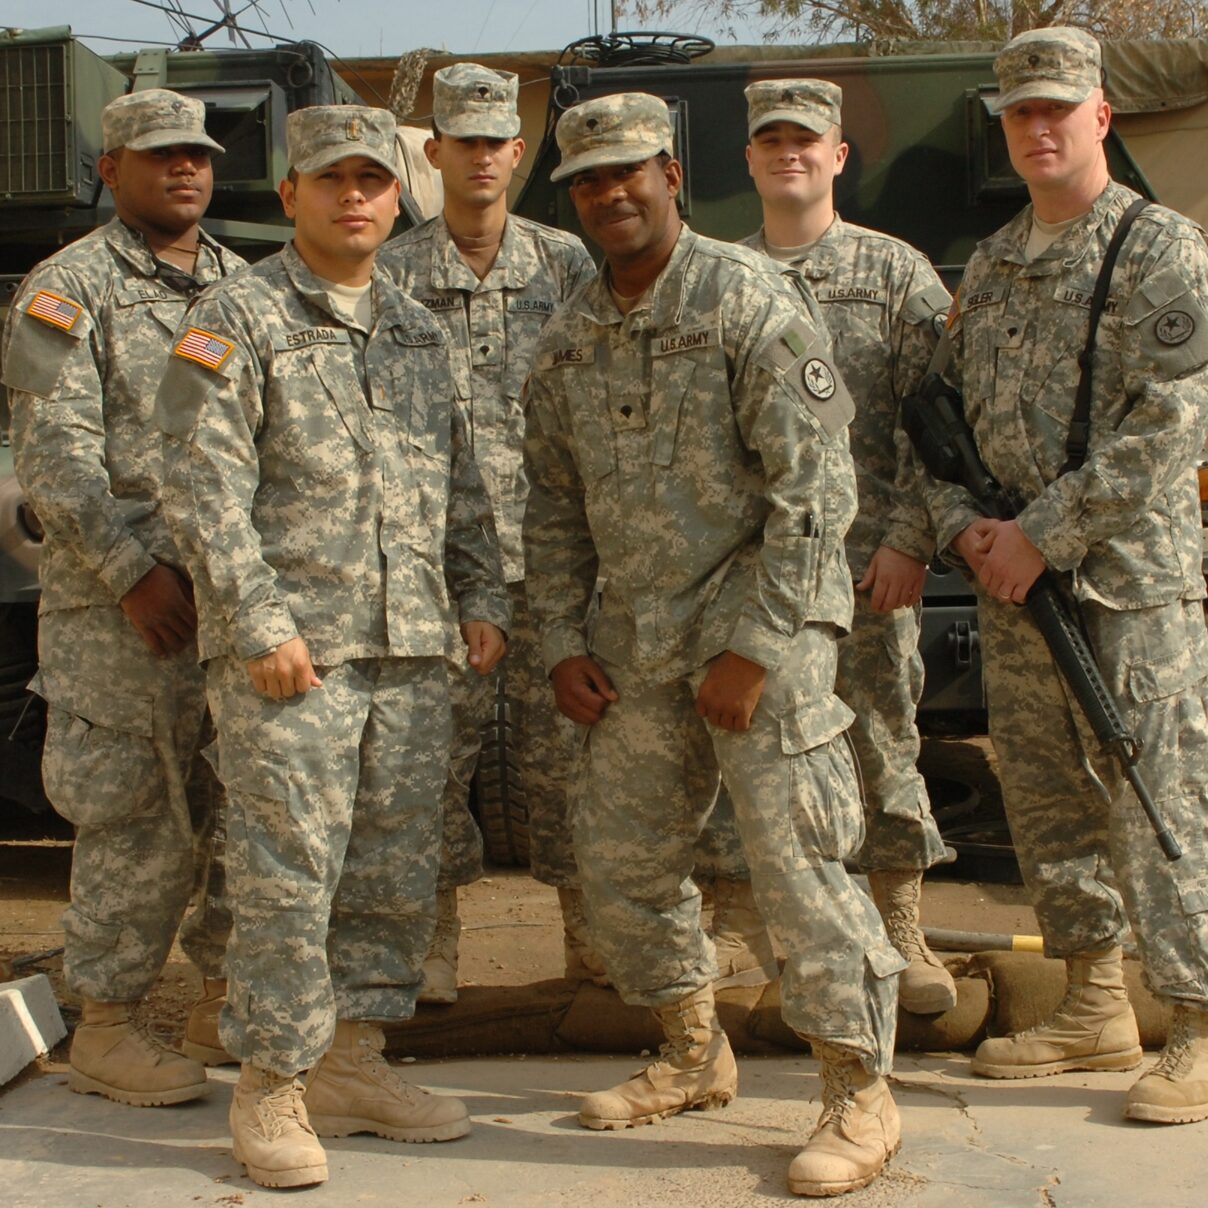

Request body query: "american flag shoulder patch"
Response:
[175, 327, 235, 371]
[27, 290, 83, 332]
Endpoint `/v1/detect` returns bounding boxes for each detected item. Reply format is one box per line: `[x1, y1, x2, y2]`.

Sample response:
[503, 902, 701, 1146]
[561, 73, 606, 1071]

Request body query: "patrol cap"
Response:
[432, 63, 521, 139]
[989, 26, 1103, 114]
[745, 78, 842, 138]
[287, 105, 400, 181]
[551, 92, 674, 184]
[102, 89, 224, 155]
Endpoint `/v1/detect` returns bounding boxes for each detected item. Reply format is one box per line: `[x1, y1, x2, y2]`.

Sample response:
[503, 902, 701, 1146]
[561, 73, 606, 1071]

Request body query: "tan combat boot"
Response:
[69, 999, 208, 1107]
[181, 978, 237, 1066]
[867, 868, 957, 1015]
[578, 984, 738, 1129]
[304, 1019, 471, 1142]
[1125, 1002, 1208, 1124]
[788, 1042, 900, 1197]
[418, 887, 460, 1004]
[230, 1063, 328, 1188]
[972, 944, 1142, 1077]
[557, 885, 610, 985]
[709, 877, 779, 990]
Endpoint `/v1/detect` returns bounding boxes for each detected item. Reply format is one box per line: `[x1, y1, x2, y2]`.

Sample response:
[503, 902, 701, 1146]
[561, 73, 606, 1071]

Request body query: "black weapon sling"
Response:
[1060, 197, 1151, 474]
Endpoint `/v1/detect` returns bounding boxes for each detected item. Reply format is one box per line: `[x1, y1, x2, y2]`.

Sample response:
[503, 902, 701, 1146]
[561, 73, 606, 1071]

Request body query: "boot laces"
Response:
[1151, 1007, 1194, 1080]
[656, 1030, 697, 1066]
[357, 1036, 429, 1103]
[880, 881, 928, 961]
[124, 1018, 173, 1065]
[815, 1059, 856, 1133]
[257, 1079, 312, 1140]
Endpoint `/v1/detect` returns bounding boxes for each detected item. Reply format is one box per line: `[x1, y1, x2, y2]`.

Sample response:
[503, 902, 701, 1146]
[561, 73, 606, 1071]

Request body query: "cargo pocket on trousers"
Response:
[1142, 834, 1208, 996]
[780, 692, 861, 866]
[1125, 633, 1208, 790]
[30, 669, 159, 827]
[218, 745, 326, 910]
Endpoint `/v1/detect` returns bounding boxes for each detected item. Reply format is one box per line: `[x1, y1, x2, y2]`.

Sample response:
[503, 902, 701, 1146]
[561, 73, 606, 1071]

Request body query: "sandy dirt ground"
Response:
[0, 734, 1037, 1060]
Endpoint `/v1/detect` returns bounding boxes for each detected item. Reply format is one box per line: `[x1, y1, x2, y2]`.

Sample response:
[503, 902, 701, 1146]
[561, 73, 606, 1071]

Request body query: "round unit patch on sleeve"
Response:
[802, 358, 837, 400]
[1155, 310, 1194, 346]
[175, 327, 236, 371]
[26, 289, 83, 332]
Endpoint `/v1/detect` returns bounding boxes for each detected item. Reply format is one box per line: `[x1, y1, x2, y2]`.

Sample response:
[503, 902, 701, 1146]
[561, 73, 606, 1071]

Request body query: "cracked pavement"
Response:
[0, 1053, 1201, 1206]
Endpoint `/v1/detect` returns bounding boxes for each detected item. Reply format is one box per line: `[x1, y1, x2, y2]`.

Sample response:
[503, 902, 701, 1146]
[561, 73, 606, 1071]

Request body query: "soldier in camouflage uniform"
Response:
[1, 90, 241, 1108]
[929, 28, 1208, 1125]
[523, 92, 906, 1197]
[735, 78, 957, 1014]
[157, 106, 510, 1188]
[380, 64, 601, 1001]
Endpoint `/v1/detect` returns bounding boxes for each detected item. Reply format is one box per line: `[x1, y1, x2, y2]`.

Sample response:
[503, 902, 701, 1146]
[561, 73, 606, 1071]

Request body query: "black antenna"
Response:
[127, 0, 279, 50]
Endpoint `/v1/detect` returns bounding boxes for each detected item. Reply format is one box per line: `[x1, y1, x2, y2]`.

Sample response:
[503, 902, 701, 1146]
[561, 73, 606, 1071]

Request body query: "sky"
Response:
[2, 1, 770, 59]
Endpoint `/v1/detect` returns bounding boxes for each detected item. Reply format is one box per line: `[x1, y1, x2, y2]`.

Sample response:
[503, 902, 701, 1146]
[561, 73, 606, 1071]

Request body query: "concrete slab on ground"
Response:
[0, 974, 65, 1086]
[0, 1053, 1199, 1207]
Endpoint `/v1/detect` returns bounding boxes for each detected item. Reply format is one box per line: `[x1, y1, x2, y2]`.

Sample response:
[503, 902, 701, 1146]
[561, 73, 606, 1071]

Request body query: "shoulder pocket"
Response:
[2, 311, 87, 399]
[902, 280, 951, 329]
[760, 319, 854, 439]
[1125, 265, 1208, 377]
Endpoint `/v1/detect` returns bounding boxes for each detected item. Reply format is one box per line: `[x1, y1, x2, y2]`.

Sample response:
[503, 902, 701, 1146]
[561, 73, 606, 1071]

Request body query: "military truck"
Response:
[512, 30, 1208, 730]
[0, 25, 429, 813]
[502, 30, 1208, 876]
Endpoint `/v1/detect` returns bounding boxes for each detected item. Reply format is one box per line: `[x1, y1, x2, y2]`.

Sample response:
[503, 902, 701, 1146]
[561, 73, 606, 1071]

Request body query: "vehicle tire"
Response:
[472, 672, 529, 868]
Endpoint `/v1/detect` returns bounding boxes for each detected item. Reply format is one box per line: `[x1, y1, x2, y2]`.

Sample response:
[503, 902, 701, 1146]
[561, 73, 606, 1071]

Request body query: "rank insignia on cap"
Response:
[175, 327, 235, 370]
[346, 117, 362, 140]
[27, 290, 83, 332]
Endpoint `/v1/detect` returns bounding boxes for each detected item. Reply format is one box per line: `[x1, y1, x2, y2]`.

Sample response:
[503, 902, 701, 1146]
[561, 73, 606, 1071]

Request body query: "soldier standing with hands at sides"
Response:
[380, 64, 601, 1001]
[523, 92, 906, 1196]
[738, 78, 957, 1014]
[158, 105, 510, 1188]
[929, 27, 1208, 1124]
[2, 89, 241, 1109]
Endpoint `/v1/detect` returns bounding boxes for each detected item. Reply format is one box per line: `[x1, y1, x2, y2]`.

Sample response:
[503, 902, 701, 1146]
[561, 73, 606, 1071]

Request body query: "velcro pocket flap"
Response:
[30, 668, 153, 738]
[779, 691, 855, 756]
[1128, 624, 1208, 704]
[216, 743, 290, 803]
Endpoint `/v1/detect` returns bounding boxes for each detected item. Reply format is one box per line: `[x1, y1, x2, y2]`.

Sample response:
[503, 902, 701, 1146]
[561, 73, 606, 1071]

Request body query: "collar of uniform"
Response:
[104, 217, 160, 279]
[105, 217, 226, 286]
[280, 240, 430, 336]
[980, 181, 1131, 273]
[775, 214, 842, 279]
[372, 264, 435, 335]
[280, 240, 362, 327]
[575, 224, 697, 329]
[429, 213, 527, 292]
[430, 214, 481, 292]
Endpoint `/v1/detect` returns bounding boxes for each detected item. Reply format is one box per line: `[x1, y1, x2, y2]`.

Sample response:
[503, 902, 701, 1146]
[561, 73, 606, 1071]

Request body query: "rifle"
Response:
[902, 372, 1182, 861]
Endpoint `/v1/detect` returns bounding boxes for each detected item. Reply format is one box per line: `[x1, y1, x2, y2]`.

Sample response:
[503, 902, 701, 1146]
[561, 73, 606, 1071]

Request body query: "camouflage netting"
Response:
[389, 49, 435, 120]
[382, 952, 1167, 1057]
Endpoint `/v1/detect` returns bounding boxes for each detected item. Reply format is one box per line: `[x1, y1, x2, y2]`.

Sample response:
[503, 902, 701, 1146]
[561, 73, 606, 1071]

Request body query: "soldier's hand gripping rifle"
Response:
[902, 373, 1182, 860]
